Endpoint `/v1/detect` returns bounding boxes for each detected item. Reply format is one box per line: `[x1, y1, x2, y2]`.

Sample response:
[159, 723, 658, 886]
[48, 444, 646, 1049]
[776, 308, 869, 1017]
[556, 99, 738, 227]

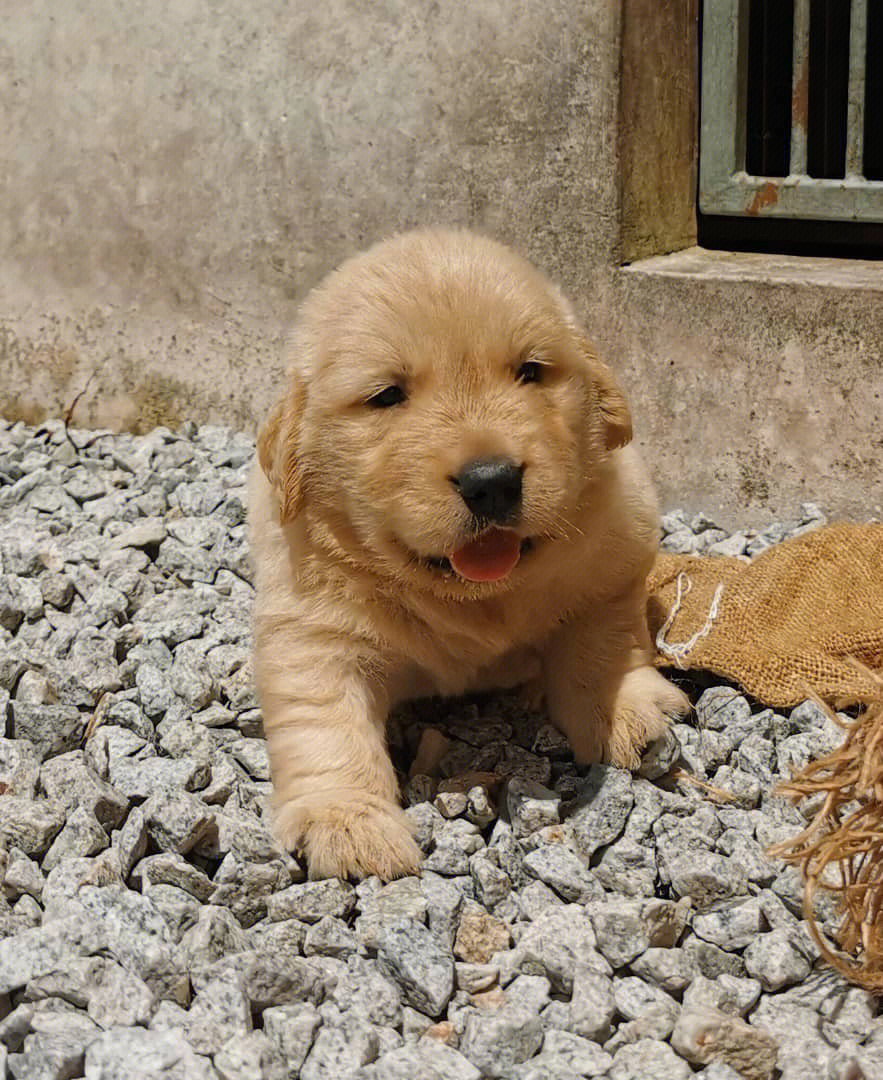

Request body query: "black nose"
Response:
[452, 458, 523, 522]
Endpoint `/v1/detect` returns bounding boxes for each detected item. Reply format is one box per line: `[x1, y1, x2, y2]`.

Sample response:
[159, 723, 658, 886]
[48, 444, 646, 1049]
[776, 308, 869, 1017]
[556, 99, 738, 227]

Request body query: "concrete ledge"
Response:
[623, 247, 883, 292]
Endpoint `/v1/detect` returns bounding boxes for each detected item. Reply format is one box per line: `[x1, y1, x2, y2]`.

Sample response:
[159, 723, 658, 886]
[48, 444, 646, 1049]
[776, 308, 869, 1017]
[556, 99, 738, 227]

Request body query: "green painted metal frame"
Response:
[699, 0, 883, 221]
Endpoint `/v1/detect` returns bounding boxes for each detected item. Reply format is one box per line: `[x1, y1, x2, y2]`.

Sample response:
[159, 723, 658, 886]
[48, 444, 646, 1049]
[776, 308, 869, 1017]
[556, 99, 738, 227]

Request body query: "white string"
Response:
[656, 572, 725, 669]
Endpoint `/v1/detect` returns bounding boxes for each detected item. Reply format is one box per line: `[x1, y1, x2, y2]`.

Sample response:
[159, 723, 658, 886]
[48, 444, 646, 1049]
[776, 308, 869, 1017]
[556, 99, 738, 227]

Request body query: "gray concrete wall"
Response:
[1, 0, 881, 524]
[0, 0, 618, 430]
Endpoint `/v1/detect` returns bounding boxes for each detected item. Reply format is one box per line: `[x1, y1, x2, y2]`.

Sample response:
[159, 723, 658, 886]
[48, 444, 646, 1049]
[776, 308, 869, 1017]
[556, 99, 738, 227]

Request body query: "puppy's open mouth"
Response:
[423, 529, 535, 583]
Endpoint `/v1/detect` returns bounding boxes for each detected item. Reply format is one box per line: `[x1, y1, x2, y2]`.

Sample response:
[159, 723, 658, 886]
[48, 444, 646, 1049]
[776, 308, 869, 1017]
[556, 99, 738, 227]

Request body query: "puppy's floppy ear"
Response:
[257, 379, 306, 523]
[577, 338, 633, 451]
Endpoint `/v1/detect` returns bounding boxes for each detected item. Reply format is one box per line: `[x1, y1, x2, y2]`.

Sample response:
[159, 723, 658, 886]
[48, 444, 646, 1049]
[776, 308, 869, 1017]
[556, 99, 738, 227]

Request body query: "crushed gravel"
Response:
[0, 416, 880, 1080]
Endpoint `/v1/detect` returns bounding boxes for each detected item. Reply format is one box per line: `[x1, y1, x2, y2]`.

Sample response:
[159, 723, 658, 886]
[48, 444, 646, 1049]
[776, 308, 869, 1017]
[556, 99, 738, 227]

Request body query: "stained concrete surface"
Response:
[1, 0, 881, 524]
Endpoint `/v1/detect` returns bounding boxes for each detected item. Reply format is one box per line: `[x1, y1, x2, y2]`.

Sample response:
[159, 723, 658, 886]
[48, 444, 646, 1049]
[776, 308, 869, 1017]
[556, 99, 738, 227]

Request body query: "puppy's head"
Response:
[258, 229, 631, 594]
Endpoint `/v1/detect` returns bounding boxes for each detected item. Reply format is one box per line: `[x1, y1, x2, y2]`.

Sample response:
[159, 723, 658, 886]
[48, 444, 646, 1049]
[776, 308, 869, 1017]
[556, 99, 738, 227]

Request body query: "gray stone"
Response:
[9, 702, 85, 761]
[567, 963, 616, 1041]
[267, 877, 355, 924]
[0, 736, 40, 795]
[192, 951, 324, 1013]
[459, 1004, 543, 1078]
[465, 785, 496, 828]
[8, 1031, 92, 1080]
[245, 917, 308, 958]
[142, 788, 214, 854]
[43, 805, 110, 872]
[732, 734, 777, 786]
[567, 765, 634, 857]
[228, 737, 270, 780]
[0, 909, 107, 993]
[715, 829, 777, 886]
[594, 837, 658, 896]
[75, 885, 178, 981]
[355, 876, 427, 949]
[743, 928, 813, 991]
[300, 1009, 380, 1080]
[13, 892, 43, 928]
[262, 1002, 322, 1077]
[709, 765, 762, 809]
[455, 962, 499, 993]
[507, 777, 561, 837]
[108, 755, 210, 798]
[215, 1031, 287, 1080]
[41, 852, 125, 920]
[25, 956, 155, 1028]
[518, 879, 564, 920]
[131, 852, 215, 901]
[660, 848, 748, 911]
[179, 905, 249, 968]
[84, 1026, 219, 1079]
[110, 520, 167, 551]
[14, 669, 54, 704]
[209, 854, 290, 927]
[304, 915, 363, 959]
[525, 1030, 613, 1077]
[637, 728, 682, 780]
[693, 897, 765, 951]
[435, 789, 468, 818]
[333, 955, 402, 1026]
[3, 846, 44, 900]
[682, 973, 761, 1018]
[695, 688, 752, 731]
[505, 972, 553, 1015]
[694, 1067, 751, 1080]
[522, 842, 598, 902]
[661, 527, 703, 554]
[377, 917, 454, 1018]
[604, 1011, 678, 1053]
[143, 882, 201, 941]
[39, 750, 129, 830]
[613, 975, 679, 1025]
[420, 871, 463, 947]
[186, 975, 252, 1055]
[469, 852, 512, 907]
[607, 1038, 693, 1080]
[586, 897, 653, 968]
[502, 904, 605, 994]
[682, 937, 748, 980]
[357, 1041, 481, 1080]
[630, 948, 698, 994]
[194, 808, 283, 863]
[111, 810, 148, 880]
[134, 663, 176, 718]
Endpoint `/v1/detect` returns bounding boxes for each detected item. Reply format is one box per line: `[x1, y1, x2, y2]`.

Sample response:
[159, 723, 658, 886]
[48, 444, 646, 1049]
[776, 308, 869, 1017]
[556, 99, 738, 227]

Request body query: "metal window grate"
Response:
[700, 0, 883, 221]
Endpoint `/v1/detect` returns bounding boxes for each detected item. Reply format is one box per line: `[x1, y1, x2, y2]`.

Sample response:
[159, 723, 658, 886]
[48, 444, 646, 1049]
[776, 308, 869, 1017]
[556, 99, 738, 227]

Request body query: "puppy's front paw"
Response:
[607, 665, 690, 770]
[274, 790, 423, 882]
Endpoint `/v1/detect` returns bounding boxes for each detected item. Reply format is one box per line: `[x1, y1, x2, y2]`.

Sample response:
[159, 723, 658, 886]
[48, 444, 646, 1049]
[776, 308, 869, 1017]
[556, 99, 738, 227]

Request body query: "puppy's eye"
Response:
[516, 360, 544, 385]
[368, 385, 407, 408]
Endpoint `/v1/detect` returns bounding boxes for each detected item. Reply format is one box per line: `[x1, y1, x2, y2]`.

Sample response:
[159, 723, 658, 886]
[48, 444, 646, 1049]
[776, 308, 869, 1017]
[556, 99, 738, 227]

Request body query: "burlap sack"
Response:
[647, 522, 883, 707]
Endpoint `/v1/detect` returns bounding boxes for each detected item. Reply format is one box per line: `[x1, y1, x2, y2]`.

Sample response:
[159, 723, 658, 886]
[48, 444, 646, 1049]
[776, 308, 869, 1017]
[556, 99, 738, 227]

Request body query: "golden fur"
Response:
[250, 228, 688, 880]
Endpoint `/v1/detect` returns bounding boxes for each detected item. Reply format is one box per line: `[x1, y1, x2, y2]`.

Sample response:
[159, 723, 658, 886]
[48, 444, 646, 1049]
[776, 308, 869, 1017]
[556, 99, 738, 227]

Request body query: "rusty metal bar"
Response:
[846, 0, 868, 177]
[789, 0, 811, 176]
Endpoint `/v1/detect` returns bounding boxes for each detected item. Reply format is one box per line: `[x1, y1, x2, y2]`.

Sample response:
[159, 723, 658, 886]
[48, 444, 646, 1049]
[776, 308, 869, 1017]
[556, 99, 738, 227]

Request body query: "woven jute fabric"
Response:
[647, 522, 883, 708]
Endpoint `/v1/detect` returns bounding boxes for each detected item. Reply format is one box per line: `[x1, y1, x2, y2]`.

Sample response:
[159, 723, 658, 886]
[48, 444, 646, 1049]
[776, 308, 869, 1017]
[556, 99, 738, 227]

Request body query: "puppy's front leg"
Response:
[542, 580, 689, 768]
[256, 633, 421, 881]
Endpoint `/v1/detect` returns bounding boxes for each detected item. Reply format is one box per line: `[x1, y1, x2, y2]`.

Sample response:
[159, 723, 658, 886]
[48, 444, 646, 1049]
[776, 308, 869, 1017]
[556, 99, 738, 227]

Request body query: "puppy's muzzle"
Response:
[451, 457, 523, 524]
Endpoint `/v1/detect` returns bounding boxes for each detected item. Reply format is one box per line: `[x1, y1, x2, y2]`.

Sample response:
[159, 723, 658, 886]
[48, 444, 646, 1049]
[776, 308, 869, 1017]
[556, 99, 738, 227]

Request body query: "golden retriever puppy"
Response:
[250, 228, 689, 880]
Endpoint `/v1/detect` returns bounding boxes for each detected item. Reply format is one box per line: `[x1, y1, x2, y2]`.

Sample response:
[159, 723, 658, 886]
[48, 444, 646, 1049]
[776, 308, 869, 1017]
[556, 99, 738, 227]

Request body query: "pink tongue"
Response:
[450, 528, 521, 582]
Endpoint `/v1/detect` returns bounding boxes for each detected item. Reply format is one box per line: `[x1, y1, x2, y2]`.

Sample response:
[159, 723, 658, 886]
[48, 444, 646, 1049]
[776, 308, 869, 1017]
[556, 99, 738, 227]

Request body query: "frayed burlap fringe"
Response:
[771, 676, 883, 993]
